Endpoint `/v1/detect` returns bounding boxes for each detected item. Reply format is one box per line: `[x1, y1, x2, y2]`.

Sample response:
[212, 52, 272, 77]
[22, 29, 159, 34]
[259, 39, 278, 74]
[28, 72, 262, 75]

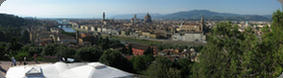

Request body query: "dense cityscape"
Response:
[0, 0, 283, 78]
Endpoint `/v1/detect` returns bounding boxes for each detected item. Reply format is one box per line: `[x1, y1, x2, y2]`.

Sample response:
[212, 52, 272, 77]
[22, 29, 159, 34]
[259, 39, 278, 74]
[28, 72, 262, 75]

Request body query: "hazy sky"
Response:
[0, 0, 281, 18]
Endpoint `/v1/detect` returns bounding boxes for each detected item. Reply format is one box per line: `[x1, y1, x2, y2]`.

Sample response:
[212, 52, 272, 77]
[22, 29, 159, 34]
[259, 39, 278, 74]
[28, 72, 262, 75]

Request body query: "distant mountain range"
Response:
[112, 10, 272, 21]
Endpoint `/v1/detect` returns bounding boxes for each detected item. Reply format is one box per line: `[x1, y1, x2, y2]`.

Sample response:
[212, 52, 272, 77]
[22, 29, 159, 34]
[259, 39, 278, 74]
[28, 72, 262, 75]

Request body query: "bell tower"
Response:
[200, 16, 204, 32]
[103, 12, 106, 21]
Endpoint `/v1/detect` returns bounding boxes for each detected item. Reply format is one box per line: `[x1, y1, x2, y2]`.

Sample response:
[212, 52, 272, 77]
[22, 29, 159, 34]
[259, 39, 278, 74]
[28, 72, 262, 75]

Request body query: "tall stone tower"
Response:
[200, 16, 205, 33]
[144, 13, 152, 23]
[131, 14, 137, 25]
[103, 12, 106, 21]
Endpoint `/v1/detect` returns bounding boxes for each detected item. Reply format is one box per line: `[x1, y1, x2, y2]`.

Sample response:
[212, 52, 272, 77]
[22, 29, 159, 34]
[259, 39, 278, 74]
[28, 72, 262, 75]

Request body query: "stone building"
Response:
[130, 14, 138, 25]
[172, 16, 206, 42]
[144, 13, 152, 23]
[176, 16, 205, 33]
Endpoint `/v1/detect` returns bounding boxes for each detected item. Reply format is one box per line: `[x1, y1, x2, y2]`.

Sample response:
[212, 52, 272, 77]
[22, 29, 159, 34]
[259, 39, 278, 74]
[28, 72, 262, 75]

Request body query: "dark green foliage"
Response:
[121, 46, 128, 54]
[131, 55, 154, 73]
[144, 56, 181, 78]
[42, 44, 58, 56]
[175, 58, 193, 78]
[0, 14, 26, 27]
[193, 10, 283, 78]
[83, 36, 97, 45]
[15, 50, 29, 61]
[20, 45, 42, 60]
[193, 22, 255, 78]
[121, 45, 133, 55]
[56, 46, 76, 58]
[127, 44, 133, 55]
[0, 42, 8, 60]
[75, 47, 103, 62]
[237, 10, 283, 77]
[83, 36, 124, 50]
[20, 30, 30, 44]
[99, 49, 134, 73]
[144, 47, 154, 55]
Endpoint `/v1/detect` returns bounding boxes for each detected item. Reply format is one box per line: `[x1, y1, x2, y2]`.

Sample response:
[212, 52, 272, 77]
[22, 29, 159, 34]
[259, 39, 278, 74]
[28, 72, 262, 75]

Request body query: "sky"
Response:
[0, 0, 281, 18]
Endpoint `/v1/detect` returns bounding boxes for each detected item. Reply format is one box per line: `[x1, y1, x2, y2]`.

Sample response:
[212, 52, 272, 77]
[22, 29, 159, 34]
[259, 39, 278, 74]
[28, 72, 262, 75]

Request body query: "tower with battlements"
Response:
[103, 12, 106, 21]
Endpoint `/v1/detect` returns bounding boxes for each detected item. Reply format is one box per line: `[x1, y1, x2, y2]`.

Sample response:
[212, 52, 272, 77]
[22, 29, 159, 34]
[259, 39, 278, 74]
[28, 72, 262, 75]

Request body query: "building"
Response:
[131, 14, 138, 25]
[144, 13, 152, 23]
[103, 12, 106, 21]
[172, 16, 206, 42]
[132, 48, 145, 56]
[172, 33, 206, 42]
[6, 62, 135, 78]
[176, 17, 205, 33]
[128, 43, 155, 56]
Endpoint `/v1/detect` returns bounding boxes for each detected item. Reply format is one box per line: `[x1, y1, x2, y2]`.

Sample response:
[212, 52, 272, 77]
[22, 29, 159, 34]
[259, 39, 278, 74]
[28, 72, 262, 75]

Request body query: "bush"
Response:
[75, 47, 103, 62]
[99, 49, 134, 73]
[131, 55, 154, 73]
[144, 56, 181, 78]
[56, 46, 76, 58]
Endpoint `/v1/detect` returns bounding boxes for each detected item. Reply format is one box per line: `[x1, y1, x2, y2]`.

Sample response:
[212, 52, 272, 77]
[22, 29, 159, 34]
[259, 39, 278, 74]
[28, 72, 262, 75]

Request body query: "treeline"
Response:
[192, 10, 283, 78]
[0, 14, 41, 60]
[0, 29, 30, 60]
[0, 13, 40, 27]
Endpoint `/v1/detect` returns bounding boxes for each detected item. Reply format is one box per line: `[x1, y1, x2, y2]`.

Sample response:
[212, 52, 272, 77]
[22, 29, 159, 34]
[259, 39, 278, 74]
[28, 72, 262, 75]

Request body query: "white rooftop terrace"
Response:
[6, 62, 135, 78]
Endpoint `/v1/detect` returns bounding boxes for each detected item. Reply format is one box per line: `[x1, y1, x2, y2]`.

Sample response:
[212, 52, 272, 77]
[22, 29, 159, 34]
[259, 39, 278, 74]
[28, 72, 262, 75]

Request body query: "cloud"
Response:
[279, 0, 283, 5]
[0, 0, 5, 6]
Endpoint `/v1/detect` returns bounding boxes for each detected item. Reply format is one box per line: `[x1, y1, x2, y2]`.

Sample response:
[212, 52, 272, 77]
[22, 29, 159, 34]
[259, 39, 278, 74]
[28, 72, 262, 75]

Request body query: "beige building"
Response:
[141, 32, 156, 39]
[176, 16, 205, 33]
[176, 24, 202, 32]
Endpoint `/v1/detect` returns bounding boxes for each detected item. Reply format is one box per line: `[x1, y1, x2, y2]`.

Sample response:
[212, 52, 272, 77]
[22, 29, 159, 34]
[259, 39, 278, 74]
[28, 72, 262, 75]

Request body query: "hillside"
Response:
[0, 13, 27, 27]
[159, 10, 271, 21]
[112, 10, 272, 21]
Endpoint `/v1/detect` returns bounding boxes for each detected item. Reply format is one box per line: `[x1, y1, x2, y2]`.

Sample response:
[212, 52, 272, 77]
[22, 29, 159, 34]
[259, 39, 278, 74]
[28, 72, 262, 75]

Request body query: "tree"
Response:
[0, 42, 8, 60]
[131, 55, 154, 73]
[42, 44, 58, 56]
[75, 47, 103, 62]
[193, 22, 252, 78]
[20, 30, 30, 44]
[101, 37, 110, 50]
[238, 10, 283, 78]
[127, 44, 133, 55]
[7, 38, 23, 55]
[15, 50, 29, 62]
[121, 45, 133, 55]
[193, 10, 283, 78]
[175, 58, 194, 78]
[144, 56, 180, 78]
[56, 45, 76, 58]
[83, 36, 98, 45]
[247, 10, 283, 77]
[99, 49, 134, 73]
[144, 47, 154, 55]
